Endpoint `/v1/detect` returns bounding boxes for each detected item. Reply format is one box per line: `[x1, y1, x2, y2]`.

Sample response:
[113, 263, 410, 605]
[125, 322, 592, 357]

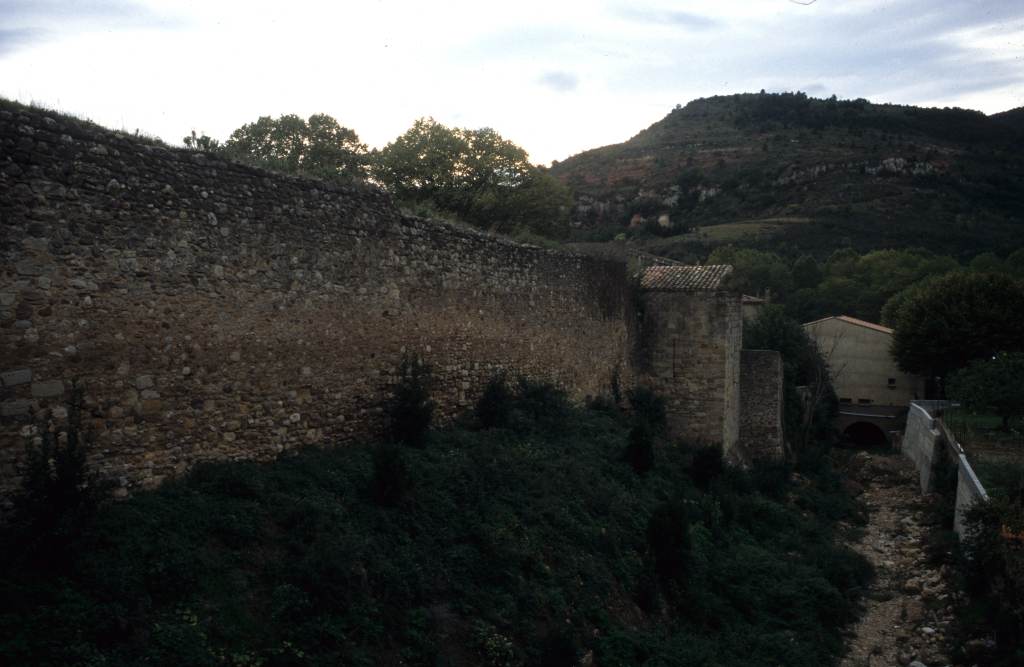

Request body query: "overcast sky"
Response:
[1, 0, 1022, 165]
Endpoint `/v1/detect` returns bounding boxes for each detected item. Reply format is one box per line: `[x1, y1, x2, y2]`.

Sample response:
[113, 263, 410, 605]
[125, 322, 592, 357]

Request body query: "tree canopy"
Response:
[889, 272, 1024, 378]
[743, 305, 837, 449]
[372, 118, 571, 238]
[708, 246, 793, 300]
[222, 113, 368, 179]
[182, 130, 220, 152]
[947, 352, 1024, 430]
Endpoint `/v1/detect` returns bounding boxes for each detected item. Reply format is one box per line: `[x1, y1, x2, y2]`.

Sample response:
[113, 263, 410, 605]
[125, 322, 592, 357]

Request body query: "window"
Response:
[887, 378, 896, 388]
[858, 398, 872, 405]
[840, 397, 852, 404]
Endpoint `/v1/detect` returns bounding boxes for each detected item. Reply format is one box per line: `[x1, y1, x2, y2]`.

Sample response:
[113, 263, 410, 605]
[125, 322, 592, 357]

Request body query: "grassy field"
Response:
[1, 386, 870, 667]
[641, 217, 813, 254]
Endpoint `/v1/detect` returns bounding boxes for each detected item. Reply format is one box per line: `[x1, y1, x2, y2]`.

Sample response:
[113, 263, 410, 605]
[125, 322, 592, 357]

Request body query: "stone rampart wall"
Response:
[638, 290, 742, 451]
[0, 101, 631, 498]
[738, 349, 784, 460]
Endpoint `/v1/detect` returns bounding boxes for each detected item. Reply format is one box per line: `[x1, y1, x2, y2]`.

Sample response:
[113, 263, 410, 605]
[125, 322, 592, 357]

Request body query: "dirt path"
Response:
[838, 451, 956, 667]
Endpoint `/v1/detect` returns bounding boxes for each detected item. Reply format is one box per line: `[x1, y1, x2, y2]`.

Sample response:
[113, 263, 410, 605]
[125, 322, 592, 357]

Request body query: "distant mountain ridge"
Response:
[551, 92, 1024, 261]
[991, 106, 1024, 132]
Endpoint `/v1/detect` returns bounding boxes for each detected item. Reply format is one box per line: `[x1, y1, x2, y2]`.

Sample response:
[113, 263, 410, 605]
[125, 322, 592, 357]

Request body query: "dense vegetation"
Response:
[1, 382, 870, 667]
[553, 92, 1024, 260]
[888, 272, 1024, 378]
[947, 353, 1024, 431]
[216, 114, 369, 180]
[960, 496, 1024, 667]
[185, 114, 571, 241]
[690, 245, 1024, 327]
[372, 119, 571, 239]
[743, 305, 838, 450]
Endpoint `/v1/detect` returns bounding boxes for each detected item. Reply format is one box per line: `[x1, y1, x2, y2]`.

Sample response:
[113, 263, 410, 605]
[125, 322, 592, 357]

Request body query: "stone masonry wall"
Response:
[0, 101, 631, 500]
[738, 349, 784, 461]
[638, 290, 742, 453]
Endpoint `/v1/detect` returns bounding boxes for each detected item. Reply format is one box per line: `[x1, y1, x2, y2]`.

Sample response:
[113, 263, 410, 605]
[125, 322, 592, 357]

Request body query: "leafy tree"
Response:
[880, 273, 946, 327]
[805, 248, 960, 323]
[824, 247, 860, 276]
[890, 272, 1024, 378]
[744, 305, 821, 385]
[222, 113, 367, 179]
[372, 118, 571, 237]
[969, 252, 1007, 274]
[792, 254, 822, 289]
[744, 305, 837, 451]
[1006, 248, 1024, 277]
[182, 130, 221, 152]
[708, 246, 793, 299]
[947, 352, 1024, 430]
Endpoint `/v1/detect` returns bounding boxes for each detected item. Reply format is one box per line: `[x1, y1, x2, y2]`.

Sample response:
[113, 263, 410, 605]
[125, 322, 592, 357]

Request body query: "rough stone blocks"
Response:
[1, 369, 32, 387]
[1, 400, 32, 418]
[30, 380, 65, 398]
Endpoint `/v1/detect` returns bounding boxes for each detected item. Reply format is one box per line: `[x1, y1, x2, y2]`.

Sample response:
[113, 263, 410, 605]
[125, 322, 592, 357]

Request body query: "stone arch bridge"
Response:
[837, 405, 908, 447]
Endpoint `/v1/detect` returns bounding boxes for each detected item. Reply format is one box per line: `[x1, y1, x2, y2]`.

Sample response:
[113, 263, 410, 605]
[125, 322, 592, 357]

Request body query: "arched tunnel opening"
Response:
[843, 421, 890, 447]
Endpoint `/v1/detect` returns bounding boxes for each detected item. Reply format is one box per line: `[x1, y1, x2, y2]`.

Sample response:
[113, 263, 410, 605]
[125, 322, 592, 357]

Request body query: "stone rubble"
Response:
[839, 451, 959, 667]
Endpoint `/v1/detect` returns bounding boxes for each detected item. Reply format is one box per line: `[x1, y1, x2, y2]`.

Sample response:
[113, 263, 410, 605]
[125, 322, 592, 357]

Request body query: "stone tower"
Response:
[637, 265, 743, 455]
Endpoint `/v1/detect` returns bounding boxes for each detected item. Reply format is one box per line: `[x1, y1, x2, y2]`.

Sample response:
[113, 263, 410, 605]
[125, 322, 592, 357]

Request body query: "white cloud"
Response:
[1, 0, 1021, 165]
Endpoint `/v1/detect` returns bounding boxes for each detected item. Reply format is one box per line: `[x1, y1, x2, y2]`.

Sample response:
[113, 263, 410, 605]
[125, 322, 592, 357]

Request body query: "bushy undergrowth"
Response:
[957, 488, 1024, 666]
[0, 387, 870, 667]
[388, 356, 435, 447]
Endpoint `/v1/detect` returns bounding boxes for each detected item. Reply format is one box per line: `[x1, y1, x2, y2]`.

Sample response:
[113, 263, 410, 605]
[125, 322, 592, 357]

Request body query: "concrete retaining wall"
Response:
[903, 401, 989, 538]
[902, 402, 945, 493]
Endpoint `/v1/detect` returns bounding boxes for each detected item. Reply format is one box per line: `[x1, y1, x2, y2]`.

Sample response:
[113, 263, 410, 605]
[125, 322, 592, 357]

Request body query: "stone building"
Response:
[638, 265, 783, 462]
[803, 315, 925, 445]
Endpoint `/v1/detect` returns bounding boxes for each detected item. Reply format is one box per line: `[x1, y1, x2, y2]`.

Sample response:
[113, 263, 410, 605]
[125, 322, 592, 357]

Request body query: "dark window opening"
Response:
[858, 398, 872, 405]
[840, 397, 852, 404]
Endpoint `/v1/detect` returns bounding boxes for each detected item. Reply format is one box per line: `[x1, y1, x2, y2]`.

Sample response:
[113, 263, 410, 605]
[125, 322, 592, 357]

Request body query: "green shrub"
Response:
[961, 495, 1024, 664]
[508, 377, 571, 432]
[749, 458, 793, 499]
[537, 629, 580, 667]
[0, 389, 869, 666]
[647, 501, 691, 587]
[586, 394, 618, 414]
[624, 420, 655, 474]
[689, 444, 724, 490]
[11, 382, 106, 561]
[627, 386, 666, 432]
[389, 355, 435, 447]
[476, 374, 513, 429]
[370, 445, 412, 506]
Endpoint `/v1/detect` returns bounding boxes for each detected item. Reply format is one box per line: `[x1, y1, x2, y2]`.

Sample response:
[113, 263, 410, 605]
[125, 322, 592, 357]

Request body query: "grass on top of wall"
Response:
[0, 387, 870, 667]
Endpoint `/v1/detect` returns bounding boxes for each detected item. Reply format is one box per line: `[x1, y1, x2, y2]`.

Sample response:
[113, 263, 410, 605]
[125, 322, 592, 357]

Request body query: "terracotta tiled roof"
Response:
[640, 264, 733, 291]
[803, 315, 894, 335]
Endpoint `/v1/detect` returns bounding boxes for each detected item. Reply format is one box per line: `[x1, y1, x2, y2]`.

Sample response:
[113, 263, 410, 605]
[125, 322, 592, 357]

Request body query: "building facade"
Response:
[803, 315, 925, 445]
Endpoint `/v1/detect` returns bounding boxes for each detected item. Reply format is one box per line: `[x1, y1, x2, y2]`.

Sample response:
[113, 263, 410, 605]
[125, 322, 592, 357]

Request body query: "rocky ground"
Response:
[837, 450, 965, 667]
